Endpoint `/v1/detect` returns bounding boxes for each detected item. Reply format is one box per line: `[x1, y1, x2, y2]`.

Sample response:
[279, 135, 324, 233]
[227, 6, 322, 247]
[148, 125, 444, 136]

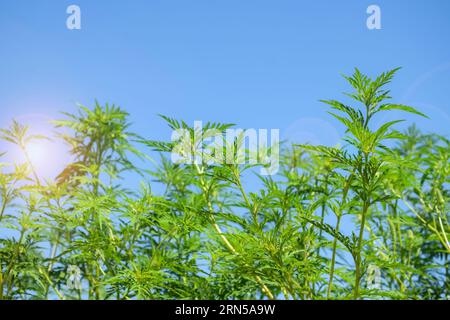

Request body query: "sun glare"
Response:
[23, 138, 72, 180]
[25, 140, 47, 166]
[2, 113, 74, 181]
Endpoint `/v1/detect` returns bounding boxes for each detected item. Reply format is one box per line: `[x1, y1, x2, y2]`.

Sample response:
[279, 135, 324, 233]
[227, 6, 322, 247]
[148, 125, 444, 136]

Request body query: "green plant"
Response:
[0, 69, 448, 300]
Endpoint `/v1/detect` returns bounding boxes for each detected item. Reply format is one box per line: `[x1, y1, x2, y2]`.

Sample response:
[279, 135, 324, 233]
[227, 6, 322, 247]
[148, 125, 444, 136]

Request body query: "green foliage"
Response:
[0, 69, 448, 300]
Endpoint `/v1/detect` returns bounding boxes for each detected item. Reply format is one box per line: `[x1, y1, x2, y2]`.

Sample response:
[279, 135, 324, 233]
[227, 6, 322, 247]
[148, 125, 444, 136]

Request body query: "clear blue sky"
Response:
[1, 0, 449, 178]
[1, 1, 450, 270]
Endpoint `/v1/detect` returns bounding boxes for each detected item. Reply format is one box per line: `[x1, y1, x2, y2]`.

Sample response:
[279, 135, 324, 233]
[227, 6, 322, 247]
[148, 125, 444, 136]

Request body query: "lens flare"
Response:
[25, 140, 47, 166]
[0, 113, 73, 181]
[23, 138, 72, 180]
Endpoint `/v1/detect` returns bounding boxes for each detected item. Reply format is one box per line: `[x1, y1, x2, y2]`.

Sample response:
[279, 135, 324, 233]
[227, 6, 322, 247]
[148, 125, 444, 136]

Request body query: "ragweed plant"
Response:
[0, 69, 448, 300]
[298, 68, 431, 299]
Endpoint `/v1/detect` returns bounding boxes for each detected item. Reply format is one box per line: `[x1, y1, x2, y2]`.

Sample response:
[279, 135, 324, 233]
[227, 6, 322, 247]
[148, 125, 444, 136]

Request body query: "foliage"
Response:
[0, 70, 448, 300]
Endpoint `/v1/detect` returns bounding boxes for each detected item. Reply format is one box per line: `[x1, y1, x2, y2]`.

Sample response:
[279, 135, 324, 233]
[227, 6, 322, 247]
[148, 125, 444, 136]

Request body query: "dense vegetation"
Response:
[0, 69, 448, 300]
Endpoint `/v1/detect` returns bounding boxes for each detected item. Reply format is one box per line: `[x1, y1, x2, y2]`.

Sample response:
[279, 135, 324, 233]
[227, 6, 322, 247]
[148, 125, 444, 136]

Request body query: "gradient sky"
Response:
[0, 0, 449, 180]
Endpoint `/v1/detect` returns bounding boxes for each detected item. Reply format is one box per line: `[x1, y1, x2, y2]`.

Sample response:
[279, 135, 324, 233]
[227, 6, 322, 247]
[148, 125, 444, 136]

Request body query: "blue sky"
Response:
[0, 0, 449, 179]
[1, 1, 450, 274]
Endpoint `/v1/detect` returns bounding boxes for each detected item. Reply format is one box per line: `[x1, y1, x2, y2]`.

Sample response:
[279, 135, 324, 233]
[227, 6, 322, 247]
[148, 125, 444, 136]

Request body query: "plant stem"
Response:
[0, 270, 3, 300]
[354, 201, 369, 299]
[327, 173, 353, 299]
[194, 163, 275, 299]
[327, 213, 342, 299]
[0, 197, 7, 223]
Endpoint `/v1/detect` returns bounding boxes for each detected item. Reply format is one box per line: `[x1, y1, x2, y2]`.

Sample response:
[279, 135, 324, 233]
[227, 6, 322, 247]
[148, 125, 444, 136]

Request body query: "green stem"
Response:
[327, 213, 342, 299]
[354, 201, 369, 299]
[0, 270, 3, 300]
[194, 163, 275, 300]
[0, 197, 7, 223]
[327, 173, 354, 299]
